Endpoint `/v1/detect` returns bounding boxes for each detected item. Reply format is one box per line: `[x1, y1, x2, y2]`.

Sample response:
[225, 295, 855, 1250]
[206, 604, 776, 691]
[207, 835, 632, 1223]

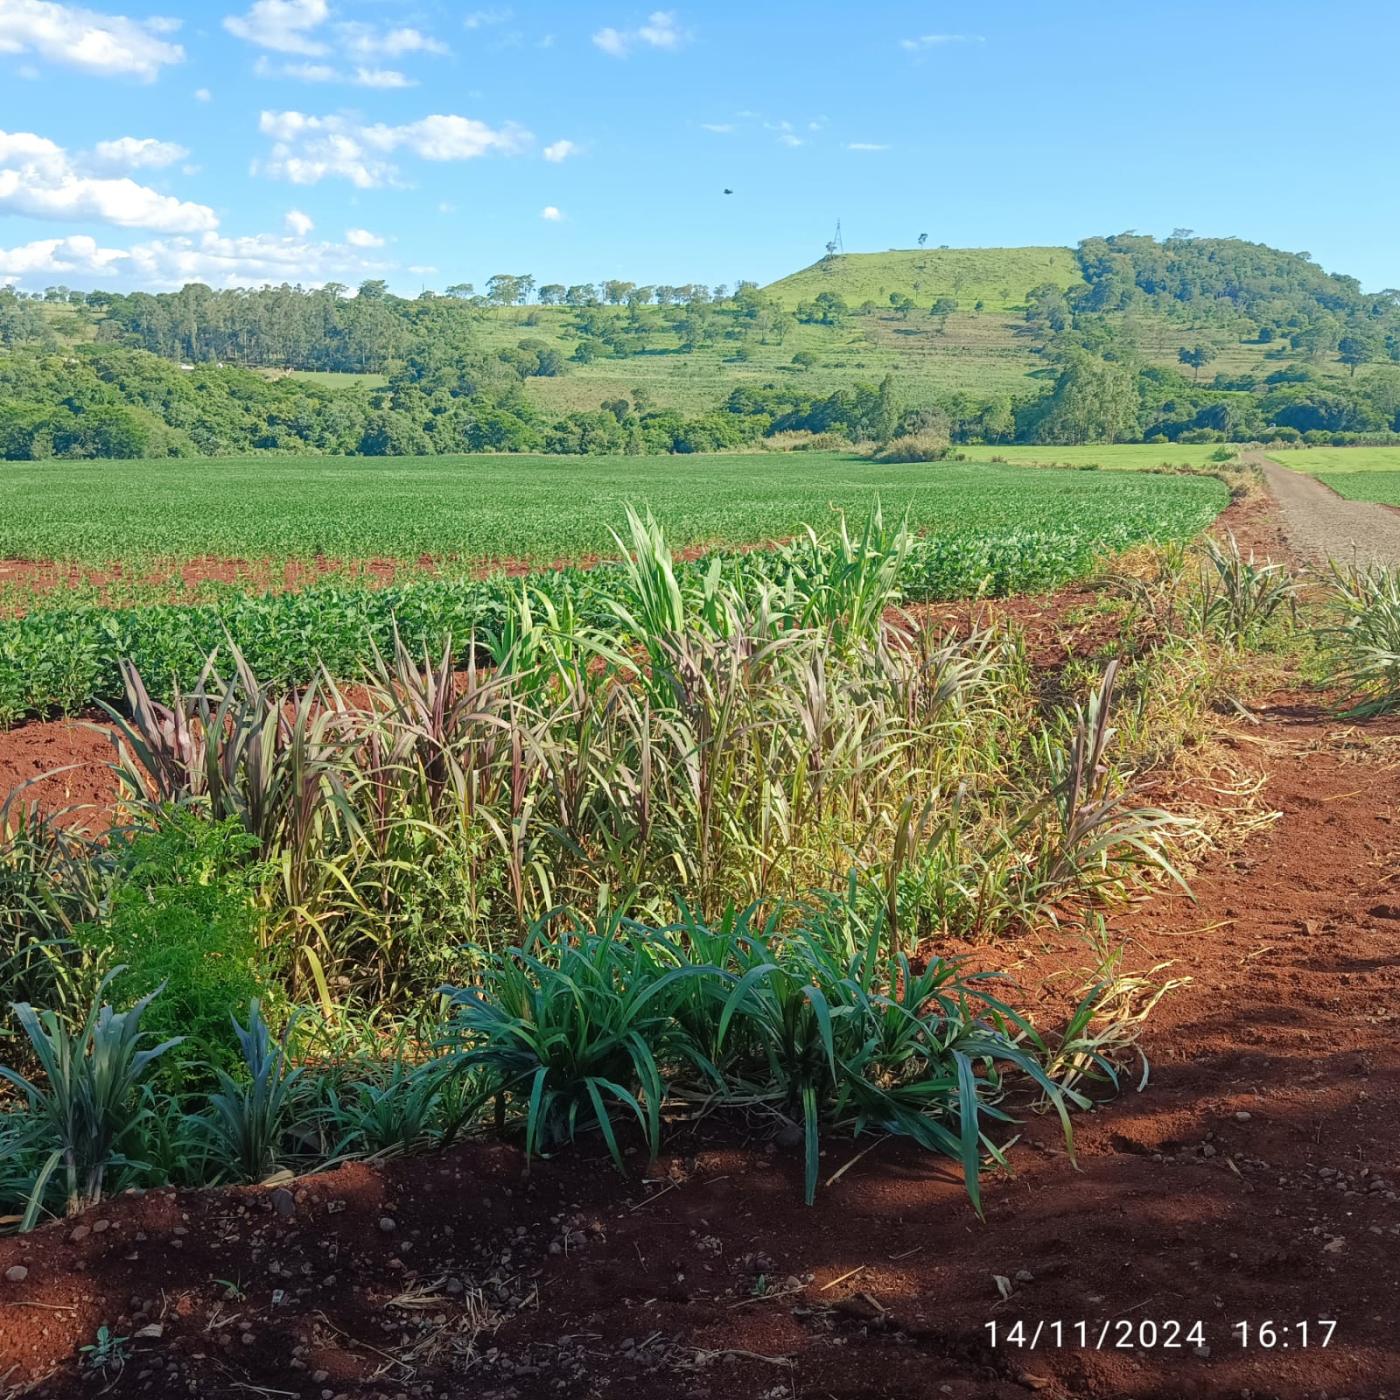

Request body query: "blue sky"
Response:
[1, 0, 1398, 294]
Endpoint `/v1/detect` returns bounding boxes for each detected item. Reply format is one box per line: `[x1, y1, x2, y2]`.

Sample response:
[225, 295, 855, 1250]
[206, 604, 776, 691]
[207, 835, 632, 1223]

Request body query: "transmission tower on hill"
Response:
[825, 219, 844, 256]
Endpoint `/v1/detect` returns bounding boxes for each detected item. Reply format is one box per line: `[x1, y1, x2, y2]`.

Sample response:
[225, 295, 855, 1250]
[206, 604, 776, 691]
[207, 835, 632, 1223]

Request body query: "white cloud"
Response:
[353, 66, 413, 88]
[284, 208, 313, 235]
[225, 2, 448, 73]
[253, 53, 416, 86]
[224, 0, 329, 55]
[899, 33, 985, 50]
[540, 205, 562, 222]
[0, 228, 391, 290]
[593, 9, 687, 57]
[542, 138, 578, 163]
[0, 128, 217, 232]
[845, 142, 889, 152]
[92, 136, 189, 169]
[699, 122, 734, 134]
[0, 0, 184, 80]
[255, 110, 533, 187]
[0, 234, 128, 281]
[344, 226, 383, 247]
[194, 85, 212, 101]
[463, 8, 509, 28]
[637, 10, 684, 48]
[339, 23, 445, 59]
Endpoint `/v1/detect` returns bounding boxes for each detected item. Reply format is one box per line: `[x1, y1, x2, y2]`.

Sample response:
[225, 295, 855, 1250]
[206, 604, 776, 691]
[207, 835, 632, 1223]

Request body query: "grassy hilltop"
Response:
[761, 246, 1084, 313]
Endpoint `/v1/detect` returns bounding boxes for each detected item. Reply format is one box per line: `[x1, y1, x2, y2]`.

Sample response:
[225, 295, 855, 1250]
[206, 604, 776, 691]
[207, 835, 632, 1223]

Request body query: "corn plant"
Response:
[0, 975, 181, 1218]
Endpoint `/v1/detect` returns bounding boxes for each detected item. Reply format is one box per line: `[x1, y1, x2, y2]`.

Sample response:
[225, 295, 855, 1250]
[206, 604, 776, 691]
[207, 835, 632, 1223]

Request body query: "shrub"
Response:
[870, 431, 950, 463]
[75, 812, 270, 1082]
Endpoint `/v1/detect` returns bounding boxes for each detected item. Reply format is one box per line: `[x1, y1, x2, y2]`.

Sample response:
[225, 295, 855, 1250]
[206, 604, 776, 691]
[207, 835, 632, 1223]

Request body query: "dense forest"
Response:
[4, 233, 1400, 459]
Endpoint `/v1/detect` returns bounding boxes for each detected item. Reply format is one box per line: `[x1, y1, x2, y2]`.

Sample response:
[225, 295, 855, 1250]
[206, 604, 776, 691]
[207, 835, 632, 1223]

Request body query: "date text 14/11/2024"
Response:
[985, 1320, 1339, 1351]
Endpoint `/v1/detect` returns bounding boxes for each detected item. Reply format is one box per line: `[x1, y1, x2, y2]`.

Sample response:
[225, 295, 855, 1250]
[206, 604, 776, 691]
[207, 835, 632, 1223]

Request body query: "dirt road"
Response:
[1258, 452, 1400, 567]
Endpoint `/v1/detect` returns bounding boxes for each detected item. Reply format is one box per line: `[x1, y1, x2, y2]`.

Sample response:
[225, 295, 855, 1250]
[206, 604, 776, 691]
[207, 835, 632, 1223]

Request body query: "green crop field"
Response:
[0, 451, 1228, 569]
[1269, 446, 1400, 507]
[958, 444, 1236, 470]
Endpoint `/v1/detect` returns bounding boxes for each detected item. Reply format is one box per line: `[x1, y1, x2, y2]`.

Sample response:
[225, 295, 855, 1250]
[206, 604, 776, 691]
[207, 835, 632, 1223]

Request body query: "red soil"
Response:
[0, 538, 771, 618]
[3, 685, 1399, 1399]
[0, 718, 118, 829]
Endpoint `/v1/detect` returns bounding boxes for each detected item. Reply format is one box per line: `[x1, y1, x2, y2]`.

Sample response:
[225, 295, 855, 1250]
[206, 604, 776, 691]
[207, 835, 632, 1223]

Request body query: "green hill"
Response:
[761, 247, 1084, 314]
[14, 232, 1398, 456]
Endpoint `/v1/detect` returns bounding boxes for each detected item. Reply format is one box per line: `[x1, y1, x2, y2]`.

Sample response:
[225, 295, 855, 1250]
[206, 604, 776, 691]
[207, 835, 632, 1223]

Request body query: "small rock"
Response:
[378, 1216, 397, 1234]
[271, 1188, 296, 1219]
[5, 1266, 29, 1284]
[311, 1371, 328, 1385]
[1234, 1111, 1252, 1122]
[1014, 1269, 1034, 1283]
[69, 1225, 91, 1244]
[91, 1219, 111, 1234]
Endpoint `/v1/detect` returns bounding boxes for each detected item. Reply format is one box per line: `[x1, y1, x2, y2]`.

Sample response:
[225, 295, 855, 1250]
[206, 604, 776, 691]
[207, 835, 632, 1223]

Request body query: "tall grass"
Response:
[84, 510, 1181, 1004]
[1321, 560, 1400, 714]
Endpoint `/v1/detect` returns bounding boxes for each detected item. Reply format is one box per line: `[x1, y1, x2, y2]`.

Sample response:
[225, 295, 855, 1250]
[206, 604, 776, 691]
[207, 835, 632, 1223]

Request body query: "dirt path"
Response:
[1256, 451, 1400, 567]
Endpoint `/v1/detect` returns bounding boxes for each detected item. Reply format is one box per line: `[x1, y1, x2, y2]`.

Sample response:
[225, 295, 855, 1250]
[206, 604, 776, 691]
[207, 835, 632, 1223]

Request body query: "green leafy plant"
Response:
[1320, 560, 1400, 715]
[1, 976, 181, 1219]
[80, 1325, 131, 1375]
[204, 1001, 303, 1182]
[442, 916, 716, 1172]
[74, 810, 270, 1083]
[1189, 532, 1297, 645]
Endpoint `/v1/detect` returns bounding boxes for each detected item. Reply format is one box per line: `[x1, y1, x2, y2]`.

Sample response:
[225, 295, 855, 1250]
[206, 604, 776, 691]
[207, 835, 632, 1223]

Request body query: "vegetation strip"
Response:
[0, 476, 1226, 723]
[4, 506, 1249, 1239]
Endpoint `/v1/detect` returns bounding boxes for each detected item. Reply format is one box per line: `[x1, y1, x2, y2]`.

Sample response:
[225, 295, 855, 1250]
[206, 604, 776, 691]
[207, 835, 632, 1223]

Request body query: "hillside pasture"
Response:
[760, 246, 1085, 312]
